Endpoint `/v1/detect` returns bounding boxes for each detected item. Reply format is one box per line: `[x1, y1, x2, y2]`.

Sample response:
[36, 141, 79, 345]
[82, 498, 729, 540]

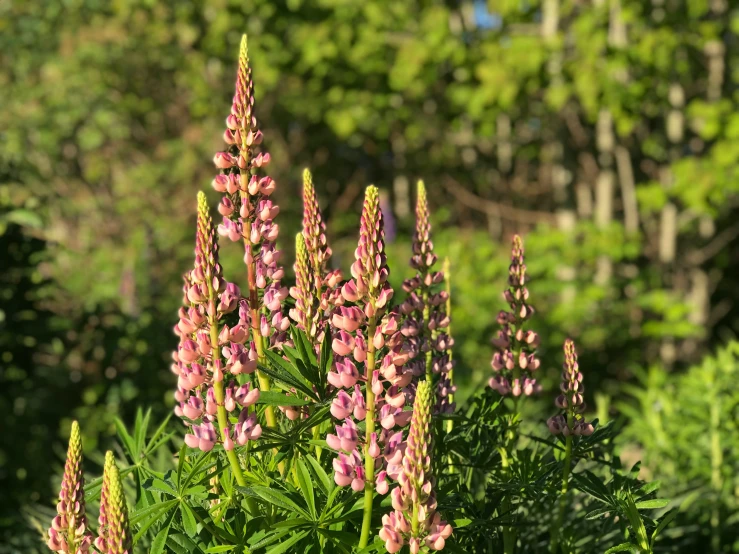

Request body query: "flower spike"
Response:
[212, 35, 287, 431]
[95, 452, 132, 554]
[401, 181, 454, 411]
[327, 185, 413, 549]
[380, 380, 453, 552]
[289, 169, 342, 349]
[94, 452, 115, 552]
[547, 339, 594, 437]
[488, 235, 542, 396]
[47, 421, 92, 553]
[172, 193, 261, 453]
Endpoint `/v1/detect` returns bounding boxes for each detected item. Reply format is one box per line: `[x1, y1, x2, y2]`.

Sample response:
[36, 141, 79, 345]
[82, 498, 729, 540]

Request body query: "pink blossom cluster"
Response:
[380, 381, 452, 553]
[289, 169, 342, 348]
[547, 339, 594, 436]
[172, 193, 261, 452]
[400, 181, 455, 412]
[326, 185, 414, 493]
[47, 422, 93, 554]
[211, 35, 289, 348]
[489, 235, 542, 397]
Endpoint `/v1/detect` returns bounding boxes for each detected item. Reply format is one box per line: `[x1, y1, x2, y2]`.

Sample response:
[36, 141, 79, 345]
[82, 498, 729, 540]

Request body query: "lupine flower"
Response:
[93, 451, 114, 552]
[488, 235, 542, 396]
[211, 34, 288, 355]
[95, 451, 132, 554]
[172, 192, 261, 451]
[401, 181, 455, 412]
[380, 380, 452, 553]
[301, 168, 340, 287]
[289, 168, 343, 348]
[547, 339, 594, 437]
[289, 234, 317, 339]
[326, 185, 412, 495]
[104, 454, 131, 553]
[47, 421, 92, 553]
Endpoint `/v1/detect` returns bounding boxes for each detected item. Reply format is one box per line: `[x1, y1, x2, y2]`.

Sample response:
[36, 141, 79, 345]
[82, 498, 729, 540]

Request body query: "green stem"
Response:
[243, 245, 285, 475]
[239, 173, 278, 432]
[358, 317, 378, 549]
[503, 496, 516, 554]
[500, 435, 515, 554]
[206, 298, 258, 516]
[551, 424, 573, 553]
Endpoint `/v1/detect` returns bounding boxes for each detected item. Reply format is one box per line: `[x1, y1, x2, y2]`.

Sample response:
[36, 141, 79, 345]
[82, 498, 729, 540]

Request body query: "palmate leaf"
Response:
[318, 329, 333, 391]
[179, 503, 198, 537]
[257, 390, 312, 407]
[289, 326, 318, 367]
[316, 528, 359, 548]
[265, 530, 310, 554]
[166, 532, 201, 554]
[281, 344, 319, 386]
[248, 528, 298, 550]
[260, 351, 318, 400]
[650, 509, 678, 548]
[295, 458, 316, 519]
[245, 485, 313, 520]
[573, 470, 613, 504]
[144, 476, 178, 497]
[150, 522, 172, 554]
[304, 453, 333, 496]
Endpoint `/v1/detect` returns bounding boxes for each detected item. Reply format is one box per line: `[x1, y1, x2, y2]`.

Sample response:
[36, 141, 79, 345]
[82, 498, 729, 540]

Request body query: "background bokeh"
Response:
[1, 0, 737, 551]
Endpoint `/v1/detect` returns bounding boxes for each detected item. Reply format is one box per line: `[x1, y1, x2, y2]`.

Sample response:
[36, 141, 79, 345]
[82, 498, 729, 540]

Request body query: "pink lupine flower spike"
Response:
[380, 380, 452, 552]
[47, 421, 93, 554]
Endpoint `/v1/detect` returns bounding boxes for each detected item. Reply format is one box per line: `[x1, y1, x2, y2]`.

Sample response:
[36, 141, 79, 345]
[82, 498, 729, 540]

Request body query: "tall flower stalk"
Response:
[489, 235, 541, 398]
[548, 339, 593, 553]
[172, 192, 261, 487]
[380, 380, 453, 553]
[212, 34, 288, 429]
[94, 452, 114, 552]
[401, 181, 453, 410]
[47, 421, 92, 553]
[488, 235, 542, 553]
[289, 168, 342, 349]
[94, 451, 132, 554]
[326, 185, 413, 548]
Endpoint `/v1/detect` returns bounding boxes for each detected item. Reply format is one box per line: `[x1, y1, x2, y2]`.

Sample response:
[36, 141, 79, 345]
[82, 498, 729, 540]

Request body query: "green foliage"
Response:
[618, 342, 739, 552]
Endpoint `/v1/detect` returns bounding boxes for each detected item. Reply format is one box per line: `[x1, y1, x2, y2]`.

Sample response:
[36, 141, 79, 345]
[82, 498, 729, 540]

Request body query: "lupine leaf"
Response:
[265, 531, 309, 554]
[250, 486, 311, 519]
[295, 458, 316, 519]
[179, 503, 198, 537]
[635, 499, 669, 509]
[150, 523, 172, 554]
[257, 391, 311, 407]
[604, 543, 635, 553]
[305, 454, 332, 496]
[205, 546, 238, 553]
